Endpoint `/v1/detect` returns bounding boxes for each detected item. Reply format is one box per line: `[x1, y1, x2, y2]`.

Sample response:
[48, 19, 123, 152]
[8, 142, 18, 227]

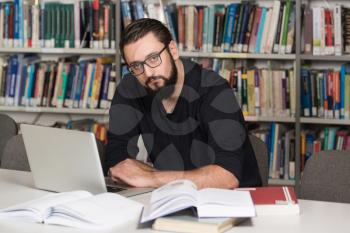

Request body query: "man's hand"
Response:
[109, 159, 157, 188]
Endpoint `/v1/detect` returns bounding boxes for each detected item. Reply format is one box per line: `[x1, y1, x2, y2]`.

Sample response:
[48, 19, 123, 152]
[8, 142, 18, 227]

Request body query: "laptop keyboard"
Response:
[107, 185, 126, 193]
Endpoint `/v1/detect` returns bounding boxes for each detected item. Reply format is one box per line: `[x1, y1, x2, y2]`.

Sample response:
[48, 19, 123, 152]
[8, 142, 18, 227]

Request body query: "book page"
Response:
[141, 180, 198, 223]
[196, 189, 255, 218]
[45, 193, 143, 229]
[0, 190, 91, 223]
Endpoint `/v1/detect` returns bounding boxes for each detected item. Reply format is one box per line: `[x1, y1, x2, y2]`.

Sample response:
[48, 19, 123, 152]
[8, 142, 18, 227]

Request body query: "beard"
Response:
[145, 57, 178, 100]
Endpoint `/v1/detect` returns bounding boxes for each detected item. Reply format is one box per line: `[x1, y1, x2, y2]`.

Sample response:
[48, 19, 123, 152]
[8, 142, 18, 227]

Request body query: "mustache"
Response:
[145, 76, 167, 85]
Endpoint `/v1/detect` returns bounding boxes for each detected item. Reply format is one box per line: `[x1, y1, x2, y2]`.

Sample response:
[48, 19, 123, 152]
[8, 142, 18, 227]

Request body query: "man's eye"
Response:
[132, 63, 142, 70]
[148, 55, 159, 63]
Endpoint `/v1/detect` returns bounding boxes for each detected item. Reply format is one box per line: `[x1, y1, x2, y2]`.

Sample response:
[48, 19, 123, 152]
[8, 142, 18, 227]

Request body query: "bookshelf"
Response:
[298, 0, 350, 194]
[0, 106, 109, 115]
[300, 54, 350, 61]
[0, 48, 117, 55]
[179, 51, 296, 60]
[0, 0, 121, 127]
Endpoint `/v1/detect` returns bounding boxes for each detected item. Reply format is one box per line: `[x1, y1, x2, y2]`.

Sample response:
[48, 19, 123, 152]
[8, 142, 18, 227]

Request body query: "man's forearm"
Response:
[151, 165, 239, 189]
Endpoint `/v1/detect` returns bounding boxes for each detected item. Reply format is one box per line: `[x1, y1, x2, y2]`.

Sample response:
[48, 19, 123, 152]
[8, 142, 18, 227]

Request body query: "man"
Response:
[106, 18, 261, 189]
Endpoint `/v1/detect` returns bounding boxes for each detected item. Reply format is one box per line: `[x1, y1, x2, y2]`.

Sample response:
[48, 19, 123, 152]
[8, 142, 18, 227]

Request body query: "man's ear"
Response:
[168, 40, 180, 60]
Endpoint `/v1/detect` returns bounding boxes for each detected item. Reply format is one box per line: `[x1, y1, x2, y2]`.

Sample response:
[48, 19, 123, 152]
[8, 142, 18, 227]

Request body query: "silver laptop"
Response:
[20, 124, 153, 196]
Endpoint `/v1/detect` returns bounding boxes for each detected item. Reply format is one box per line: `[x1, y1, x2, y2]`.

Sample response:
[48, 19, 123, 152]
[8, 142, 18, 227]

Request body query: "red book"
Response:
[238, 186, 300, 216]
[197, 7, 204, 50]
[324, 9, 334, 50]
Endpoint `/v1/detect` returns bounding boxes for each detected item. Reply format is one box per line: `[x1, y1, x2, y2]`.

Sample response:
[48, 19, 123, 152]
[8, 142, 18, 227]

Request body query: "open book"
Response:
[141, 180, 255, 223]
[0, 191, 143, 229]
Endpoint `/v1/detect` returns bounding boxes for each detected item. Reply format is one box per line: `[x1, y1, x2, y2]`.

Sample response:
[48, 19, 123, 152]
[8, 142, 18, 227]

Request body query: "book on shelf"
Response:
[237, 186, 300, 216]
[193, 58, 296, 118]
[141, 179, 255, 223]
[0, 55, 116, 110]
[300, 66, 350, 120]
[152, 209, 247, 233]
[0, 0, 116, 49]
[301, 128, 350, 171]
[250, 124, 295, 180]
[119, 0, 295, 55]
[0, 190, 143, 229]
[301, 3, 350, 56]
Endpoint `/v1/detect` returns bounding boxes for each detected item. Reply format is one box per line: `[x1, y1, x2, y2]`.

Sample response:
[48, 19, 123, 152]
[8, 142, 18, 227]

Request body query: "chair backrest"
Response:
[1, 134, 30, 171]
[0, 114, 18, 164]
[249, 134, 269, 186]
[300, 150, 350, 203]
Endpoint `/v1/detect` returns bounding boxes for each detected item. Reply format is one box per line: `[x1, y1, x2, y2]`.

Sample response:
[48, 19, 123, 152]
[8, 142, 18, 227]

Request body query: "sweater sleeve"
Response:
[200, 71, 258, 185]
[105, 81, 143, 175]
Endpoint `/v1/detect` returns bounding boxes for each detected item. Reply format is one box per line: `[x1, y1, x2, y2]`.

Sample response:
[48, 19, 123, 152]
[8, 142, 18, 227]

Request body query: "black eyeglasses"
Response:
[127, 45, 167, 76]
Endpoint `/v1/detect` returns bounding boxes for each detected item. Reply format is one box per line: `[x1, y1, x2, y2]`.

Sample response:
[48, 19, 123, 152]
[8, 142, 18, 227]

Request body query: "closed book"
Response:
[238, 186, 300, 215]
[303, 6, 313, 54]
[334, 5, 342, 55]
[153, 209, 246, 233]
[247, 7, 261, 53]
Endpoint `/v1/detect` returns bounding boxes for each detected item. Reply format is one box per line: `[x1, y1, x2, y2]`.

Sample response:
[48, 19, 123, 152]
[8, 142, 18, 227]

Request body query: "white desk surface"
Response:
[0, 169, 349, 233]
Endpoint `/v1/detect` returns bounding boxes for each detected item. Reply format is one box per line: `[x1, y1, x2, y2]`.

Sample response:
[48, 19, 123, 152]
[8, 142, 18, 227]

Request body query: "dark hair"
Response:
[119, 18, 173, 59]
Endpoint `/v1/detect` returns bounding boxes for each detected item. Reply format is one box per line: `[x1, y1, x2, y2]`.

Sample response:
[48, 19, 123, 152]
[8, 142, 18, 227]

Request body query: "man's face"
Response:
[123, 33, 177, 98]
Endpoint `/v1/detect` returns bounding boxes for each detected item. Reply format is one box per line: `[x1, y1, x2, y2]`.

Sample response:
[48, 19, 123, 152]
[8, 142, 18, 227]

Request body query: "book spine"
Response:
[273, 2, 284, 53]
[100, 64, 111, 109]
[303, 6, 312, 54]
[243, 5, 255, 53]
[223, 4, 237, 52]
[255, 7, 266, 54]
[13, 0, 20, 47]
[238, 3, 250, 53]
[334, 5, 342, 56]
[0, 4, 3, 47]
[248, 7, 262, 54]
[241, 73, 248, 116]
[13, 55, 23, 106]
[286, 6, 295, 54]
[324, 9, 334, 55]
[277, 4, 287, 54]
[9, 3, 14, 48]
[266, 0, 280, 53]
[334, 71, 340, 119]
[312, 7, 321, 55]
[345, 74, 350, 119]
[279, 0, 291, 54]
[207, 5, 215, 52]
[232, 3, 244, 52]
[177, 5, 185, 51]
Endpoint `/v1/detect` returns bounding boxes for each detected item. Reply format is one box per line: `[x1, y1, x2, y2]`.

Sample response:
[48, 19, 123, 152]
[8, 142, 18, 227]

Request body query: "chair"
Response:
[0, 114, 18, 165]
[1, 135, 30, 171]
[249, 134, 269, 186]
[300, 150, 350, 203]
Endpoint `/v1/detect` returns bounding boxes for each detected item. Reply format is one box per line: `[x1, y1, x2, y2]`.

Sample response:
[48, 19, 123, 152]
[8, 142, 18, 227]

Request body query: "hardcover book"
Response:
[238, 186, 300, 215]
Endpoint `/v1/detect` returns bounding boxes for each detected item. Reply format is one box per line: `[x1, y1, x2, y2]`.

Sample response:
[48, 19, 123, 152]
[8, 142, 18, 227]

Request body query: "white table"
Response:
[0, 169, 350, 233]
